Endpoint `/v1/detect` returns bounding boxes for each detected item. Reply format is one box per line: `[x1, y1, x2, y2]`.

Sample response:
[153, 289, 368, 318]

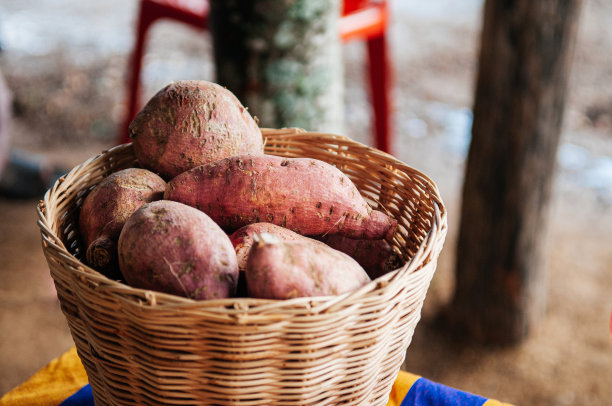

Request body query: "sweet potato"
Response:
[79, 168, 166, 279]
[165, 155, 397, 240]
[229, 222, 322, 272]
[129, 80, 263, 179]
[229, 222, 326, 297]
[246, 234, 371, 299]
[117, 200, 238, 300]
[319, 234, 402, 280]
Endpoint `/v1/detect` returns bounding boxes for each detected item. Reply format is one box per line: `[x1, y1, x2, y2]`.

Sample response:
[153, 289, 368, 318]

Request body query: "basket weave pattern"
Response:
[37, 128, 447, 405]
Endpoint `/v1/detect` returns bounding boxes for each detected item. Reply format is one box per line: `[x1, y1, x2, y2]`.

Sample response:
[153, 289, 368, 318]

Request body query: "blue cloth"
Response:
[60, 379, 496, 406]
[59, 385, 92, 406]
[402, 377, 488, 406]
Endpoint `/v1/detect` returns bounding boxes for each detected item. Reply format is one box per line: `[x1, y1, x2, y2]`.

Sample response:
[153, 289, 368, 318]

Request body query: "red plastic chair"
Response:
[120, 0, 391, 153]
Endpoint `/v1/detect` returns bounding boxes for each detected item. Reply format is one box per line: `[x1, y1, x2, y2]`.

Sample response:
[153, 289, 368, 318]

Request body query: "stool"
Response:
[120, 0, 391, 153]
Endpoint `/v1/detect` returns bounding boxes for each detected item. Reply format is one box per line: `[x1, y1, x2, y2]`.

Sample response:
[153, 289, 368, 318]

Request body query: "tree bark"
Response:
[448, 0, 582, 344]
[208, 0, 344, 133]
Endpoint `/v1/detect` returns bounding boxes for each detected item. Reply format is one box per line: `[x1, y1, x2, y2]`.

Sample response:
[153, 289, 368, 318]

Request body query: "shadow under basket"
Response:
[37, 128, 447, 406]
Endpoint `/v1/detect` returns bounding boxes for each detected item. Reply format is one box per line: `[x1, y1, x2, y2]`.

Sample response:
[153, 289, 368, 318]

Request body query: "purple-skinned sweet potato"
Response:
[229, 222, 323, 272]
[165, 154, 397, 240]
[319, 234, 402, 280]
[229, 222, 326, 297]
[79, 168, 166, 279]
[129, 80, 263, 179]
[117, 200, 238, 300]
[246, 234, 371, 299]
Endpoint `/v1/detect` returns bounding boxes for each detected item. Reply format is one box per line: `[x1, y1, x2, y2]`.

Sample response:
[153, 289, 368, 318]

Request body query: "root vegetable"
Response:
[79, 168, 166, 279]
[319, 235, 402, 279]
[229, 222, 322, 272]
[246, 234, 371, 299]
[229, 222, 325, 297]
[129, 80, 263, 179]
[165, 154, 397, 240]
[117, 200, 238, 300]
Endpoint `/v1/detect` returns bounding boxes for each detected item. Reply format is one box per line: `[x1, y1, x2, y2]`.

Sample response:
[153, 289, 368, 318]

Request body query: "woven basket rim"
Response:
[37, 128, 446, 314]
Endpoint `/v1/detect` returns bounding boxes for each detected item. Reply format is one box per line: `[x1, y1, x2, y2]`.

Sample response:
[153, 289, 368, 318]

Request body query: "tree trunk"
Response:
[448, 0, 582, 344]
[208, 0, 344, 133]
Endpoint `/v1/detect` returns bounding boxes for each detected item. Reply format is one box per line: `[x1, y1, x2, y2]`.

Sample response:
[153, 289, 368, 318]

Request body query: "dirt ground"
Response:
[1, 1, 611, 404]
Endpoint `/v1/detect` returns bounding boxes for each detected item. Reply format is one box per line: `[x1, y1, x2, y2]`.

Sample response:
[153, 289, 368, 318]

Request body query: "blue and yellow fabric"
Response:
[0, 347, 514, 406]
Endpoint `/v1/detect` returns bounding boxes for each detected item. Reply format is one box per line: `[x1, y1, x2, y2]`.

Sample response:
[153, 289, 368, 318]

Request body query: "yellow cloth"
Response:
[0, 347, 88, 406]
[387, 370, 421, 405]
[483, 400, 515, 406]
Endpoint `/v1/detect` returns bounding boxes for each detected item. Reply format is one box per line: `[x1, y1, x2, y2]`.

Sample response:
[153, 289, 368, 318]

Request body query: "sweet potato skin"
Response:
[117, 200, 238, 300]
[229, 222, 321, 272]
[129, 80, 263, 179]
[229, 222, 326, 297]
[319, 235, 402, 280]
[79, 168, 166, 279]
[246, 235, 371, 299]
[165, 154, 397, 240]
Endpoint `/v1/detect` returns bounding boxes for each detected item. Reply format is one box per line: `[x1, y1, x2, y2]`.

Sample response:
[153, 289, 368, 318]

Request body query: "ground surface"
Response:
[0, 0, 611, 404]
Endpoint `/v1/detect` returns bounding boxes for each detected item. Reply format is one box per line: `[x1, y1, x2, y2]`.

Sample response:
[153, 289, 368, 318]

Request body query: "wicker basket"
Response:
[37, 128, 447, 406]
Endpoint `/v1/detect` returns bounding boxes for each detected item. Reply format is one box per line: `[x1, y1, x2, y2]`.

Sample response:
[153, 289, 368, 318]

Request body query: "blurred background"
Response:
[0, 0, 611, 404]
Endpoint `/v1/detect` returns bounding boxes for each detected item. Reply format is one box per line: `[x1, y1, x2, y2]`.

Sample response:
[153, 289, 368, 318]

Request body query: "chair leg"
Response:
[120, 4, 157, 144]
[366, 34, 391, 154]
[119, 1, 209, 145]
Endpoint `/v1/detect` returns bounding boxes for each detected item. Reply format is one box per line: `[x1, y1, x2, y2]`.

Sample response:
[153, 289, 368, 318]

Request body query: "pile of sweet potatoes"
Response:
[79, 80, 400, 301]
